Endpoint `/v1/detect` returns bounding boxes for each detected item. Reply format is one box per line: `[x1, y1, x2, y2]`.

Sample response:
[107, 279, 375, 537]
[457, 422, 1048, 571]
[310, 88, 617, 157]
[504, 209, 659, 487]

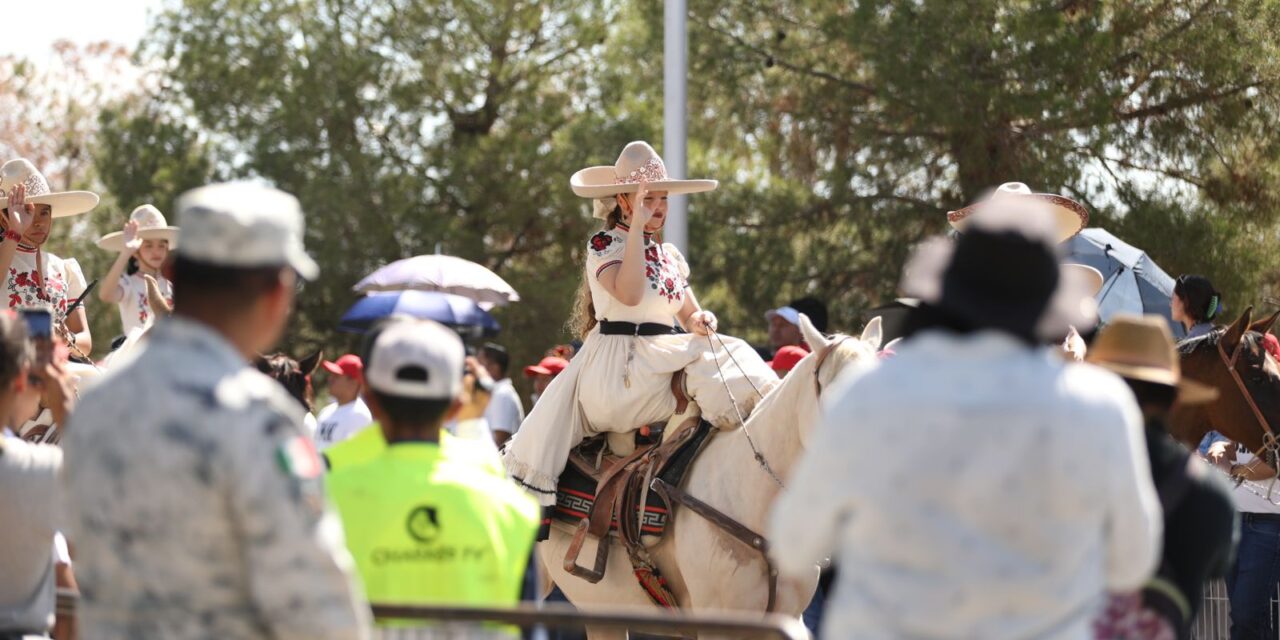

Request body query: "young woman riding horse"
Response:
[503, 141, 779, 504]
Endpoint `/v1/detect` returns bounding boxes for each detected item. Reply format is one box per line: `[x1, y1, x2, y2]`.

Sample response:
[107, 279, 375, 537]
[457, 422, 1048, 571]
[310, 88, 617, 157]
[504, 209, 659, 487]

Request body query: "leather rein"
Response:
[664, 334, 852, 613]
[1216, 335, 1280, 475]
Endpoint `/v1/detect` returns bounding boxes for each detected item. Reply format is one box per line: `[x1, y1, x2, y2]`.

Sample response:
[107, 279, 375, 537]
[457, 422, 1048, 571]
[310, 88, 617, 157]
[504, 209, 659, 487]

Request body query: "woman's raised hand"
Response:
[628, 182, 655, 230]
[5, 183, 31, 236]
[122, 219, 142, 255]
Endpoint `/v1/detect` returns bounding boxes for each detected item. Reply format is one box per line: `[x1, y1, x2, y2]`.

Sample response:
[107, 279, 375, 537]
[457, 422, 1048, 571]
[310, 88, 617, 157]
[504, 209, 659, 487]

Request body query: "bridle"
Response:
[1216, 333, 1280, 475]
[706, 333, 853, 488]
[812, 336, 853, 397]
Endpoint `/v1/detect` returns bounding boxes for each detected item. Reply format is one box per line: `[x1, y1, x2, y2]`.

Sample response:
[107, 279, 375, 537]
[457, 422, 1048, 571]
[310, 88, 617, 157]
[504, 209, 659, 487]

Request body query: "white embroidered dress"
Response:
[4, 248, 86, 320]
[503, 225, 778, 504]
[115, 272, 173, 335]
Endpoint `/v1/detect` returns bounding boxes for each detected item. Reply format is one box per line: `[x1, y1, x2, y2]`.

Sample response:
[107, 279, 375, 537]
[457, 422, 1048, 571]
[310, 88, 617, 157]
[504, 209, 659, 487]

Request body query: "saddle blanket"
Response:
[552, 461, 670, 536]
[548, 420, 715, 540]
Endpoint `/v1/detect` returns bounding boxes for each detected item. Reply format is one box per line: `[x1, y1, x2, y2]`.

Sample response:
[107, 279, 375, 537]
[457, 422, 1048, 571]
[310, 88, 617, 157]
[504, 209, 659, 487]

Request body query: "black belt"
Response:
[1242, 512, 1280, 524]
[598, 321, 677, 336]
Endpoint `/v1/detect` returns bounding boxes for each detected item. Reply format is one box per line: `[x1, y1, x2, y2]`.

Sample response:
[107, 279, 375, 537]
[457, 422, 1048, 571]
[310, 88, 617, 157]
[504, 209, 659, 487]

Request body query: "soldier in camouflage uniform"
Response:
[61, 182, 369, 639]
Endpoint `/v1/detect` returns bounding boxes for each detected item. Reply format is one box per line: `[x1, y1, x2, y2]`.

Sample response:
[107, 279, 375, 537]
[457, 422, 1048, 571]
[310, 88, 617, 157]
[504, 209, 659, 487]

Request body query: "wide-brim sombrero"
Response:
[97, 204, 179, 252]
[570, 141, 718, 201]
[0, 158, 98, 218]
[948, 182, 1088, 244]
[97, 227, 179, 253]
[1064, 263, 1104, 298]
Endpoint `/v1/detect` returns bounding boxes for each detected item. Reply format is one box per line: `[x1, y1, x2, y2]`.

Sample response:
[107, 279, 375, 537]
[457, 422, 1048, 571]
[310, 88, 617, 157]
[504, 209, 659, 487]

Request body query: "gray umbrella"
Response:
[1063, 228, 1184, 338]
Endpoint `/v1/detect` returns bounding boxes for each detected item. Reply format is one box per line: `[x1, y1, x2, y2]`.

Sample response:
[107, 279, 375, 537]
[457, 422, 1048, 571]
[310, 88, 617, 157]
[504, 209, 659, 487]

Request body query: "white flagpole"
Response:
[664, 0, 688, 254]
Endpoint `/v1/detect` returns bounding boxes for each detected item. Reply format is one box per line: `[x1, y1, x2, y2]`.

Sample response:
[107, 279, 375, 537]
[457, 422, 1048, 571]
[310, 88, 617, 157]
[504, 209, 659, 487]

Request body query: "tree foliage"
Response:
[684, 0, 1280, 331]
[52, 0, 1280, 383]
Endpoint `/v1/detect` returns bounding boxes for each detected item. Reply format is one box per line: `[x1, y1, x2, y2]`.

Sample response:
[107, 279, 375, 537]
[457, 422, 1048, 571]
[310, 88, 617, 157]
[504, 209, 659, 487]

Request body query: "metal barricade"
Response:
[368, 603, 811, 640]
[1190, 580, 1280, 639]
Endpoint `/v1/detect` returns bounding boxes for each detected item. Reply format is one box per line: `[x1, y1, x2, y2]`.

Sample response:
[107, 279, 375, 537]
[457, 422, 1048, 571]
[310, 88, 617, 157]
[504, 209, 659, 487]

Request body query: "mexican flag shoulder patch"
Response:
[276, 434, 323, 479]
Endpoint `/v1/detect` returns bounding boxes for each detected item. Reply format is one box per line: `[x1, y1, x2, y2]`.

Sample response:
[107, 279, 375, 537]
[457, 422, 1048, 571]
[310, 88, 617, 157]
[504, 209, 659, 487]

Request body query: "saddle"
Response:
[554, 374, 779, 611]
[558, 415, 713, 607]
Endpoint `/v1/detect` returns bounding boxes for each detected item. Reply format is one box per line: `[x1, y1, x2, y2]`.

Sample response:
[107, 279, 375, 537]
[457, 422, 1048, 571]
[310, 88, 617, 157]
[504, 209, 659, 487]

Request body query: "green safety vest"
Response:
[324, 425, 505, 477]
[326, 441, 538, 616]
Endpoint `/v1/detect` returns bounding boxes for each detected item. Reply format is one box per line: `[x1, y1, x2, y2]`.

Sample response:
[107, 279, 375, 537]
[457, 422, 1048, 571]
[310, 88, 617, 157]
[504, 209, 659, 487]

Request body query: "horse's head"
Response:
[256, 349, 324, 412]
[777, 313, 882, 445]
[1172, 306, 1280, 453]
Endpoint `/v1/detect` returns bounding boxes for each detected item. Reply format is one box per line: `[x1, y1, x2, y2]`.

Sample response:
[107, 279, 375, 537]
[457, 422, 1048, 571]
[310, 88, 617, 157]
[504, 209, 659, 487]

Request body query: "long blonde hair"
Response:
[569, 202, 623, 339]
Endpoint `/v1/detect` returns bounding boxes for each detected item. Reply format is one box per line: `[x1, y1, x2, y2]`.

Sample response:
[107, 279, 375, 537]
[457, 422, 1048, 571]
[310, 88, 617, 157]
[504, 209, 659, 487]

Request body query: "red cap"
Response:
[524, 356, 569, 378]
[768, 345, 809, 373]
[1264, 333, 1280, 362]
[322, 354, 364, 380]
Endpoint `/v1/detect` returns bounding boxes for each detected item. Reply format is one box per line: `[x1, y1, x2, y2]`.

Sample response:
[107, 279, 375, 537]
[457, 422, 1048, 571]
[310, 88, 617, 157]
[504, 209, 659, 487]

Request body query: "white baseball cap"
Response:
[174, 181, 319, 280]
[764, 306, 801, 327]
[365, 319, 465, 400]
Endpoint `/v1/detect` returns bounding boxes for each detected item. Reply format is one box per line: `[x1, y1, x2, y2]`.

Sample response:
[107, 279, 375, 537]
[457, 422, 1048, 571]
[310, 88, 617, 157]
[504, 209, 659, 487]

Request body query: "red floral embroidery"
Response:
[14, 271, 28, 287]
[589, 232, 614, 253]
[7, 294, 19, 307]
[642, 244, 686, 304]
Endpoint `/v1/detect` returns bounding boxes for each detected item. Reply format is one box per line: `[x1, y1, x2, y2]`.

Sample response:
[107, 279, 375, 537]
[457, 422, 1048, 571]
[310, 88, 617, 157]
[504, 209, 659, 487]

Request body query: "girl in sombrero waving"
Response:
[503, 141, 779, 504]
[0, 159, 97, 356]
[97, 204, 177, 334]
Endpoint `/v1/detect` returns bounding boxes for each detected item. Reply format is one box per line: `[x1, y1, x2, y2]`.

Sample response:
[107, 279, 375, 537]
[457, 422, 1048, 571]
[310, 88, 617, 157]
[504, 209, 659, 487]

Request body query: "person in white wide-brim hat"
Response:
[947, 181, 1090, 244]
[0, 158, 99, 358]
[502, 141, 780, 506]
[97, 204, 179, 335]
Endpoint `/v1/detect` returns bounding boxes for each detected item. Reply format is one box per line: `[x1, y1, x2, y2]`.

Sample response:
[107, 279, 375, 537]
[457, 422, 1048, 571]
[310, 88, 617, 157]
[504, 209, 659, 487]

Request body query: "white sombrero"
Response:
[947, 182, 1088, 244]
[0, 158, 98, 218]
[571, 141, 718, 218]
[1065, 263, 1104, 298]
[97, 205, 179, 252]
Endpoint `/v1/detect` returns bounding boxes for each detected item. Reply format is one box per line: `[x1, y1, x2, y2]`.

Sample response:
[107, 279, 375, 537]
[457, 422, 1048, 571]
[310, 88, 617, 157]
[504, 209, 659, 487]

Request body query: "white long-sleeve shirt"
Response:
[770, 330, 1161, 640]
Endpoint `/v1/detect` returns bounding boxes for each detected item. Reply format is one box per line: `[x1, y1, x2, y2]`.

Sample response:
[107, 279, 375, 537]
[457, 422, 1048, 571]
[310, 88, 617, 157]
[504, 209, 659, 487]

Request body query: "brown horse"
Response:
[1169, 307, 1280, 460]
[255, 350, 324, 414]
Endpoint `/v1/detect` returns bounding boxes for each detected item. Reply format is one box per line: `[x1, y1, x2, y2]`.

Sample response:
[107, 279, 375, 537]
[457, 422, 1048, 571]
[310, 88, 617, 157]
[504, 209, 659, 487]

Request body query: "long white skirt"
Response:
[503, 328, 778, 504]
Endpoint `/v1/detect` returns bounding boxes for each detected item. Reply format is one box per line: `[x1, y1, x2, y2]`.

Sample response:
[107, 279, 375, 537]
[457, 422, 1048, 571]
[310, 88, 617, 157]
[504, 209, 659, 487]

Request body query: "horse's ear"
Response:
[1223, 306, 1255, 350]
[299, 350, 324, 375]
[799, 313, 829, 351]
[860, 316, 883, 351]
[1250, 309, 1280, 336]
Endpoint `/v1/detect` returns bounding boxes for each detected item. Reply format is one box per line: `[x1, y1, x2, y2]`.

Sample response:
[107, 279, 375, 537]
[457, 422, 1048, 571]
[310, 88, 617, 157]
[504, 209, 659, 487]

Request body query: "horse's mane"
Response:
[1176, 330, 1225, 354]
[1177, 327, 1265, 357]
[256, 352, 321, 412]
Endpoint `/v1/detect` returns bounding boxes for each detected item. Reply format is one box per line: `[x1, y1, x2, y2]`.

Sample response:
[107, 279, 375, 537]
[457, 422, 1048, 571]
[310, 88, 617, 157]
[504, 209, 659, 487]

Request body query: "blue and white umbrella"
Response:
[1063, 228, 1184, 338]
[353, 254, 519, 308]
[338, 290, 500, 335]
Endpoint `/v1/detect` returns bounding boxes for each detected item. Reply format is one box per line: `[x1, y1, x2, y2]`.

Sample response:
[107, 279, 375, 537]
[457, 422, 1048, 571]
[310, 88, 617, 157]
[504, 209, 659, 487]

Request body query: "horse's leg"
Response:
[539, 527, 660, 640]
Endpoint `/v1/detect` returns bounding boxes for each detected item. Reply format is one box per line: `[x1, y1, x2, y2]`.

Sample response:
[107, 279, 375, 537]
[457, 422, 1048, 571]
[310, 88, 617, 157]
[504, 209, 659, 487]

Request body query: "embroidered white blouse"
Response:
[770, 331, 1162, 640]
[115, 272, 173, 335]
[4, 249, 86, 320]
[584, 224, 690, 325]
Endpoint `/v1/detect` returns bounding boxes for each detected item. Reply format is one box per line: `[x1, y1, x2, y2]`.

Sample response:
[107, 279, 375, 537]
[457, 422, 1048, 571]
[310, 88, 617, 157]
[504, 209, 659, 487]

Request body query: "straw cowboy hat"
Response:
[97, 205, 179, 252]
[1086, 314, 1218, 405]
[571, 141, 717, 218]
[948, 182, 1088, 244]
[901, 194, 1099, 342]
[0, 158, 98, 217]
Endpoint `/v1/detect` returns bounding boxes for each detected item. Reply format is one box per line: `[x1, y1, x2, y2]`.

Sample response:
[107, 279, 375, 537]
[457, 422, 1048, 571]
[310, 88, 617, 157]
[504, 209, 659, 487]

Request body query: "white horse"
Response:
[540, 315, 883, 639]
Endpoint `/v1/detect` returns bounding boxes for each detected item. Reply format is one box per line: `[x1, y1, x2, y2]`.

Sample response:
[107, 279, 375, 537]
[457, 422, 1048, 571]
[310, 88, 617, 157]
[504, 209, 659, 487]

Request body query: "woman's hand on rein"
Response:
[690, 310, 718, 336]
